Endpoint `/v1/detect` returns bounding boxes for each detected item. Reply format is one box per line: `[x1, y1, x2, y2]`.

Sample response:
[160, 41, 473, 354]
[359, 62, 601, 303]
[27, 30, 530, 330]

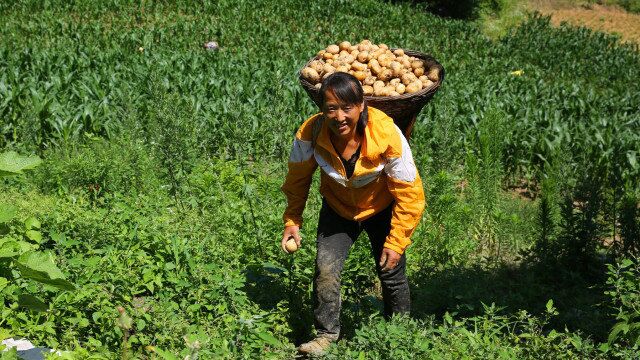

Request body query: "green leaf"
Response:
[15, 251, 75, 290]
[151, 346, 179, 360]
[0, 151, 42, 177]
[608, 322, 630, 344]
[25, 230, 43, 243]
[628, 151, 638, 170]
[24, 217, 41, 230]
[0, 328, 11, 341]
[18, 294, 48, 312]
[0, 205, 17, 224]
[0, 240, 21, 258]
[0, 277, 8, 292]
[256, 331, 281, 347]
[545, 299, 554, 313]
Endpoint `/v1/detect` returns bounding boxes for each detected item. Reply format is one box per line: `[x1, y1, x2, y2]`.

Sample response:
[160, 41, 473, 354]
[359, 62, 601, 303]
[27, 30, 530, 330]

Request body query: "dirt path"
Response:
[528, 1, 640, 44]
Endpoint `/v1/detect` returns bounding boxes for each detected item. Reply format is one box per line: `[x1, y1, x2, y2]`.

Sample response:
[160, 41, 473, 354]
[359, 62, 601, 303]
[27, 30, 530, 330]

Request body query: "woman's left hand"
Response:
[379, 248, 401, 271]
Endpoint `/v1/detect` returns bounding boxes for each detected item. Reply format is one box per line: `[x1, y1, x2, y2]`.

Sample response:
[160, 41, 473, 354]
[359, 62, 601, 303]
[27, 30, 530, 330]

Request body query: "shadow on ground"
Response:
[409, 256, 614, 342]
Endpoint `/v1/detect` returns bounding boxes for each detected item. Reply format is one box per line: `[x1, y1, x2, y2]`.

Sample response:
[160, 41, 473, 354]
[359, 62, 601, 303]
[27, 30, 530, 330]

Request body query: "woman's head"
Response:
[320, 72, 368, 139]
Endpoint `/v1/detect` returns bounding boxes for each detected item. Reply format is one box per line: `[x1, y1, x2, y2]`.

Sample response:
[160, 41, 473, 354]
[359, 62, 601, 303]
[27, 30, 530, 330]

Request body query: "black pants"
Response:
[314, 199, 410, 340]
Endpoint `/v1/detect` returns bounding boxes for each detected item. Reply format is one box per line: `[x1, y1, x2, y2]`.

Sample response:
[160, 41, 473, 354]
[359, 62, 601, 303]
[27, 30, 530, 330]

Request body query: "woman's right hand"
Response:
[281, 225, 302, 253]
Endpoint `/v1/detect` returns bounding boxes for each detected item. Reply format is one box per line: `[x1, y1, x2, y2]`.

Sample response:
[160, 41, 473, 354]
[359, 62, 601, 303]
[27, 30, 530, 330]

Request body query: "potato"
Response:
[396, 83, 406, 94]
[389, 78, 401, 86]
[411, 60, 424, 69]
[323, 63, 335, 75]
[363, 85, 374, 96]
[373, 80, 385, 90]
[370, 62, 383, 76]
[401, 72, 418, 85]
[374, 85, 390, 97]
[390, 61, 403, 77]
[389, 91, 400, 97]
[317, 49, 326, 57]
[323, 52, 334, 60]
[393, 48, 405, 57]
[335, 65, 351, 73]
[350, 49, 359, 58]
[339, 54, 355, 64]
[309, 60, 324, 74]
[353, 71, 367, 81]
[314, 83, 322, 89]
[413, 67, 424, 77]
[358, 43, 370, 52]
[285, 238, 298, 253]
[323, 72, 333, 80]
[357, 51, 369, 63]
[377, 68, 393, 82]
[371, 48, 385, 60]
[406, 81, 423, 94]
[351, 61, 367, 72]
[302, 67, 321, 83]
[379, 43, 389, 50]
[427, 67, 439, 82]
[339, 49, 350, 57]
[364, 76, 376, 86]
[378, 53, 392, 67]
[349, 45, 358, 52]
[339, 41, 351, 51]
[419, 75, 429, 83]
[327, 44, 340, 54]
[368, 58, 379, 69]
[423, 79, 434, 88]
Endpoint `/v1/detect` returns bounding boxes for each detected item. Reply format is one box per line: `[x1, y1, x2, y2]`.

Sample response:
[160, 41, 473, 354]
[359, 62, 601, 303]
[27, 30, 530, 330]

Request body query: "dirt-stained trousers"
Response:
[314, 199, 410, 340]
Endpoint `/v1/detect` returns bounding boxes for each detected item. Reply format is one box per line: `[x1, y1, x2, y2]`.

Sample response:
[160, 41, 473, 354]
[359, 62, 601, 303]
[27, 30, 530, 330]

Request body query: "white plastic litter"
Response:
[204, 41, 219, 50]
[1, 338, 35, 351]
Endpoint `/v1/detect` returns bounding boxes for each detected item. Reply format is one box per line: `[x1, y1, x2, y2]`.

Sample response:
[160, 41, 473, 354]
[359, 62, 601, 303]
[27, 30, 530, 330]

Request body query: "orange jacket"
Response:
[281, 107, 425, 254]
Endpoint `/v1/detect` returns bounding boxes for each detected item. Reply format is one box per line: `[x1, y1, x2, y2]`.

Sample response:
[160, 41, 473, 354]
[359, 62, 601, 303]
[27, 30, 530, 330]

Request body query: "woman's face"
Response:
[323, 90, 364, 140]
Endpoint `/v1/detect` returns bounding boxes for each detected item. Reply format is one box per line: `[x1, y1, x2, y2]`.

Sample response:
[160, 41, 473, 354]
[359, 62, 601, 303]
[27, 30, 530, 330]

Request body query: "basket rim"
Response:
[298, 48, 444, 101]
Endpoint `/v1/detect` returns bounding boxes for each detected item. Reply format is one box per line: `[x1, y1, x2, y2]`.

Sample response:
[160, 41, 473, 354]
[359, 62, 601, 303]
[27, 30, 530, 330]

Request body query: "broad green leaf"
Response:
[628, 151, 638, 170]
[0, 277, 7, 292]
[0, 205, 17, 224]
[25, 230, 43, 243]
[608, 322, 630, 344]
[545, 299, 554, 313]
[0, 151, 42, 177]
[256, 331, 281, 347]
[150, 346, 179, 360]
[24, 217, 41, 230]
[0, 240, 21, 258]
[15, 251, 75, 290]
[18, 294, 48, 312]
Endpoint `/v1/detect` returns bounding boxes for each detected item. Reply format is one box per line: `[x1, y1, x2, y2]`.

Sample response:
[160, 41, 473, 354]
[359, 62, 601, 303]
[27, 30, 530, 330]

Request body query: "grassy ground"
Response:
[480, 0, 640, 43]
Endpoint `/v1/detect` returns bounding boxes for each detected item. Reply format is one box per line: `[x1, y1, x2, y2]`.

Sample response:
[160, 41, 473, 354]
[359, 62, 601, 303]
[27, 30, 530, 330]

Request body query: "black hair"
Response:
[319, 72, 368, 137]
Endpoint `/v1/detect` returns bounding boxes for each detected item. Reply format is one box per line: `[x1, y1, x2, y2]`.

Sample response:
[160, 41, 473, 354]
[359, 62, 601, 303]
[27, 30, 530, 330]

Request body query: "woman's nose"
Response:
[336, 109, 347, 121]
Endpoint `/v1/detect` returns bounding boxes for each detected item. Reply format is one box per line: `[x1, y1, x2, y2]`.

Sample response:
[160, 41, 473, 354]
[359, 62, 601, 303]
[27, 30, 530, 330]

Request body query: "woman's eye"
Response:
[343, 107, 352, 111]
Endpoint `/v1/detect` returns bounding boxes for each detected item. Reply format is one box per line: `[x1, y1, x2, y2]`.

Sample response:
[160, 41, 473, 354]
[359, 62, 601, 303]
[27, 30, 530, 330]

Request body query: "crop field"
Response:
[1, 0, 639, 358]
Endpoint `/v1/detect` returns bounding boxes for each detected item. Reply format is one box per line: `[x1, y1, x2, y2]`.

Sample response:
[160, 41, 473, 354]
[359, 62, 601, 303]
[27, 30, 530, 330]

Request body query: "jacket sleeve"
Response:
[382, 125, 426, 254]
[281, 116, 319, 228]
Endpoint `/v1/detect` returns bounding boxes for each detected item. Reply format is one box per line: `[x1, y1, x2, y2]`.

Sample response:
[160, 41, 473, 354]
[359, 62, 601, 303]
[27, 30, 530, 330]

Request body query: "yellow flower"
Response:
[510, 69, 524, 76]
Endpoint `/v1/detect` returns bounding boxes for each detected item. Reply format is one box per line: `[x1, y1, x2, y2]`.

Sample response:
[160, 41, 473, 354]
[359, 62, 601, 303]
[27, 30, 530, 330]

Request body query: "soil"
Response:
[528, 1, 640, 44]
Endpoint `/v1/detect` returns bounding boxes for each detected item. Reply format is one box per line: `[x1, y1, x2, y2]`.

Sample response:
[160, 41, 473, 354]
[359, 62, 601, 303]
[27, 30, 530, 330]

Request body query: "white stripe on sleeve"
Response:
[289, 138, 314, 163]
[384, 126, 417, 183]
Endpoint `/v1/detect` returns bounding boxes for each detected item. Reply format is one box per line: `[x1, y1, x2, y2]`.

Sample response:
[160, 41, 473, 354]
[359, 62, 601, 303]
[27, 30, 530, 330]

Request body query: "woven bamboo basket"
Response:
[299, 49, 445, 138]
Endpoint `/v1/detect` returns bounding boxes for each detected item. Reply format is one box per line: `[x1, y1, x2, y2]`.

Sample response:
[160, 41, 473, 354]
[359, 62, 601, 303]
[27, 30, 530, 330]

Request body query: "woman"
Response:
[281, 72, 425, 355]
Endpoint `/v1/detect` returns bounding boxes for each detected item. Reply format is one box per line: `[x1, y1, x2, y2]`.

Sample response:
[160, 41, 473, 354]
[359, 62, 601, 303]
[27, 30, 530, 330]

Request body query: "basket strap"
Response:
[311, 114, 325, 149]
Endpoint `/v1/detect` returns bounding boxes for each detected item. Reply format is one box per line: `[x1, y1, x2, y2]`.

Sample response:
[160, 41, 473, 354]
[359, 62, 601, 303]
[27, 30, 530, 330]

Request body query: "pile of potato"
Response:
[301, 40, 439, 97]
